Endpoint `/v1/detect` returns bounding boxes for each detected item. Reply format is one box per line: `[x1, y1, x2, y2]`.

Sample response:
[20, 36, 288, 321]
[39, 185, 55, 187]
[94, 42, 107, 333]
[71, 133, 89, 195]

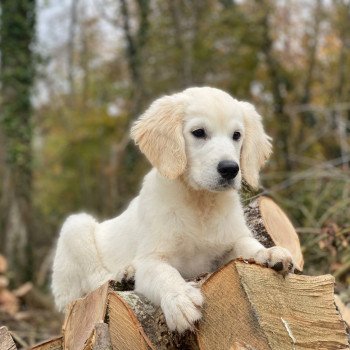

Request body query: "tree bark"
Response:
[0, 327, 17, 350]
[244, 195, 304, 271]
[0, 0, 36, 283]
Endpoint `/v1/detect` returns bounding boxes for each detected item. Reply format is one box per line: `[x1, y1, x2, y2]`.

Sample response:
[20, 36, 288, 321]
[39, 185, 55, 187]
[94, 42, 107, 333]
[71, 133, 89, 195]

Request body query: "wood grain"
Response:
[108, 292, 152, 350]
[31, 337, 63, 350]
[0, 327, 17, 350]
[199, 261, 349, 350]
[62, 282, 109, 350]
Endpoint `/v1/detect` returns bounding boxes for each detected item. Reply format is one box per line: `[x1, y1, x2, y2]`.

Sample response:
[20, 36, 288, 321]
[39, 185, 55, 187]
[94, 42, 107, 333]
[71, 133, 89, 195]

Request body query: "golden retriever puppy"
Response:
[52, 87, 294, 332]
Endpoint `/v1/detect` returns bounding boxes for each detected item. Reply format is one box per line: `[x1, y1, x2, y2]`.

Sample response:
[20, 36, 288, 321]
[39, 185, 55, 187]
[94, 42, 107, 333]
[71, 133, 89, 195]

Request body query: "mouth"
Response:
[210, 178, 238, 192]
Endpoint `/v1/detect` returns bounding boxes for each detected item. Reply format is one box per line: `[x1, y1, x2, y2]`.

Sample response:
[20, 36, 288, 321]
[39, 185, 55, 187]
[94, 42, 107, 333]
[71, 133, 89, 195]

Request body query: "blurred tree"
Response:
[258, 0, 293, 171]
[0, 0, 36, 283]
[111, 0, 151, 203]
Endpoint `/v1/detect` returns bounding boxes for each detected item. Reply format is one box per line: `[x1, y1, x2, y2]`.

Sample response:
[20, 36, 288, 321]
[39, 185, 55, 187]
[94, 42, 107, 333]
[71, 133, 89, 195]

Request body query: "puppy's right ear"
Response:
[239, 101, 272, 189]
[130, 94, 187, 179]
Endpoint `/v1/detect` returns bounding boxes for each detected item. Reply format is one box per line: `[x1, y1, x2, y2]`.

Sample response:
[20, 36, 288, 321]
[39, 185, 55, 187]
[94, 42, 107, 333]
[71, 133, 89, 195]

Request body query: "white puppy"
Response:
[52, 87, 294, 332]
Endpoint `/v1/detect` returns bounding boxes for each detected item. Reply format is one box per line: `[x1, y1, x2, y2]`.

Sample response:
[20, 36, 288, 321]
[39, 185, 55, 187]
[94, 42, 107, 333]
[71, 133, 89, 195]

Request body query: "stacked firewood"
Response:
[1, 196, 350, 350]
[0, 255, 62, 349]
[30, 196, 350, 350]
[0, 255, 19, 317]
[0, 254, 34, 318]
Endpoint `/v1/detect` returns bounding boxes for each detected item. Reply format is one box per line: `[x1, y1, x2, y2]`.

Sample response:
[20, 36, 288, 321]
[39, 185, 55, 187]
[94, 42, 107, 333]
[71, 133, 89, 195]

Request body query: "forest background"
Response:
[0, 0, 349, 344]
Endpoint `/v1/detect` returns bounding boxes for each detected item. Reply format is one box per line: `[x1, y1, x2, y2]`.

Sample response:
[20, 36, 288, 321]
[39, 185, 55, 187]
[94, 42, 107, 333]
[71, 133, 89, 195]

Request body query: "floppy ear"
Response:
[130, 94, 187, 179]
[239, 101, 272, 189]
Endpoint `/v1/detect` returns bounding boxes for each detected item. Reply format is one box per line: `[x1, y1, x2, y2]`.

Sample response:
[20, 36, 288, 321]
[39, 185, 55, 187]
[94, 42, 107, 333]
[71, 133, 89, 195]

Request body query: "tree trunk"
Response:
[0, 0, 36, 283]
[332, 0, 350, 170]
[258, 0, 292, 171]
[107, 0, 151, 212]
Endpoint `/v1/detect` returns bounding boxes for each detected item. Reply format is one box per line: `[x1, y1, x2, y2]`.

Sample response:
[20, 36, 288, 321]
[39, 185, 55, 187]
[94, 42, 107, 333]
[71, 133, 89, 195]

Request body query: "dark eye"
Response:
[191, 128, 206, 139]
[232, 131, 241, 141]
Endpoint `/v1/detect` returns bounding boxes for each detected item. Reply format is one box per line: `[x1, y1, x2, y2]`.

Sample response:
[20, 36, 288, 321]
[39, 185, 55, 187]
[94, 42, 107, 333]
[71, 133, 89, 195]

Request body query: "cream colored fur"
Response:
[52, 87, 294, 333]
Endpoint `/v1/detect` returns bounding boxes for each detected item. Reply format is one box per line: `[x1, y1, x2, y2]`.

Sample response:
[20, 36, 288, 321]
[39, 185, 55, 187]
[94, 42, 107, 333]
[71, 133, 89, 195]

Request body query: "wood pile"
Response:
[1, 195, 350, 349]
[0, 254, 24, 317]
[31, 260, 350, 350]
[0, 254, 53, 318]
[0, 327, 17, 350]
[0, 255, 62, 348]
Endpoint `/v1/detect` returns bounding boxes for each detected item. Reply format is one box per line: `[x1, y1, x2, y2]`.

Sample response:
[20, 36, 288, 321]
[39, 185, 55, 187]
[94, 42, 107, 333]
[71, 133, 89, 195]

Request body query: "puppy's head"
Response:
[131, 87, 272, 190]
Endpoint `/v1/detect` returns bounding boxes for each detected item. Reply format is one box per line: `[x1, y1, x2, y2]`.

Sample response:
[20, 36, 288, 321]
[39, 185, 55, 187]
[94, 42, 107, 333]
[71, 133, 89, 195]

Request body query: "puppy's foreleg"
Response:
[134, 258, 203, 333]
[230, 231, 295, 274]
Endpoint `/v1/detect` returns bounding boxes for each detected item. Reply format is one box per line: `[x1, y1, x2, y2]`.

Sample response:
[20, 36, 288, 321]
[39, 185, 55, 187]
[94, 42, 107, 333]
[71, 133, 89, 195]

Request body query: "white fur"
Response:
[52, 87, 294, 332]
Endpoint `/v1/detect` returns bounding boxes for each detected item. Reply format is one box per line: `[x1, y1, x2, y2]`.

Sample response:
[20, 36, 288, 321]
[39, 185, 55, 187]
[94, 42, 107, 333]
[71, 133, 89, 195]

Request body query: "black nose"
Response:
[217, 160, 239, 180]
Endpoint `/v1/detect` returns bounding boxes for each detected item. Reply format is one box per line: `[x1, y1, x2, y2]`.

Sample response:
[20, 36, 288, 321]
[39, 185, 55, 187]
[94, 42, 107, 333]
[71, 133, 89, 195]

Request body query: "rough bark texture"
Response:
[82, 323, 112, 350]
[244, 195, 304, 271]
[0, 327, 17, 350]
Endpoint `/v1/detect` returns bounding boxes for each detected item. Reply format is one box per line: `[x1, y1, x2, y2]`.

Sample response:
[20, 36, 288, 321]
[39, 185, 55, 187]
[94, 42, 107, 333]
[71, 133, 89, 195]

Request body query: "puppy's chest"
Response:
[168, 227, 233, 279]
[169, 239, 230, 278]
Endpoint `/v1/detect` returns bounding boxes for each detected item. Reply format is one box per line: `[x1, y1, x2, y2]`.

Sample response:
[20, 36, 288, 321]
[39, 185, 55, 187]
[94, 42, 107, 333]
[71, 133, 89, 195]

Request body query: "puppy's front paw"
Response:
[253, 246, 294, 275]
[161, 283, 204, 333]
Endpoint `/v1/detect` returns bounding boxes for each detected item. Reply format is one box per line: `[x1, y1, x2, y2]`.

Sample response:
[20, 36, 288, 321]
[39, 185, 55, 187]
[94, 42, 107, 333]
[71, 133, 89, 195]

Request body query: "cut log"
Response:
[50, 261, 349, 350]
[335, 295, 350, 326]
[31, 337, 62, 350]
[29, 197, 341, 350]
[62, 282, 109, 350]
[197, 261, 349, 349]
[83, 323, 112, 350]
[0, 327, 17, 350]
[244, 195, 304, 271]
[229, 342, 257, 350]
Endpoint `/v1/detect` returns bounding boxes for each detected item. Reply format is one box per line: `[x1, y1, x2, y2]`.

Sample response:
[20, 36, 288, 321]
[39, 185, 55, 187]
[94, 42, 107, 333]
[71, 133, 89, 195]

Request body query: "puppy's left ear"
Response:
[130, 94, 187, 179]
[239, 101, 272, 189]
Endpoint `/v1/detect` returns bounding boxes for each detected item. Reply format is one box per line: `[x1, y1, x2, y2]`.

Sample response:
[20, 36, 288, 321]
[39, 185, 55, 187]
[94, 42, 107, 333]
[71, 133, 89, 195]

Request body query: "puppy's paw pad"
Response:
[161, 284, 203, 333]
[272, 261, 284, 272]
